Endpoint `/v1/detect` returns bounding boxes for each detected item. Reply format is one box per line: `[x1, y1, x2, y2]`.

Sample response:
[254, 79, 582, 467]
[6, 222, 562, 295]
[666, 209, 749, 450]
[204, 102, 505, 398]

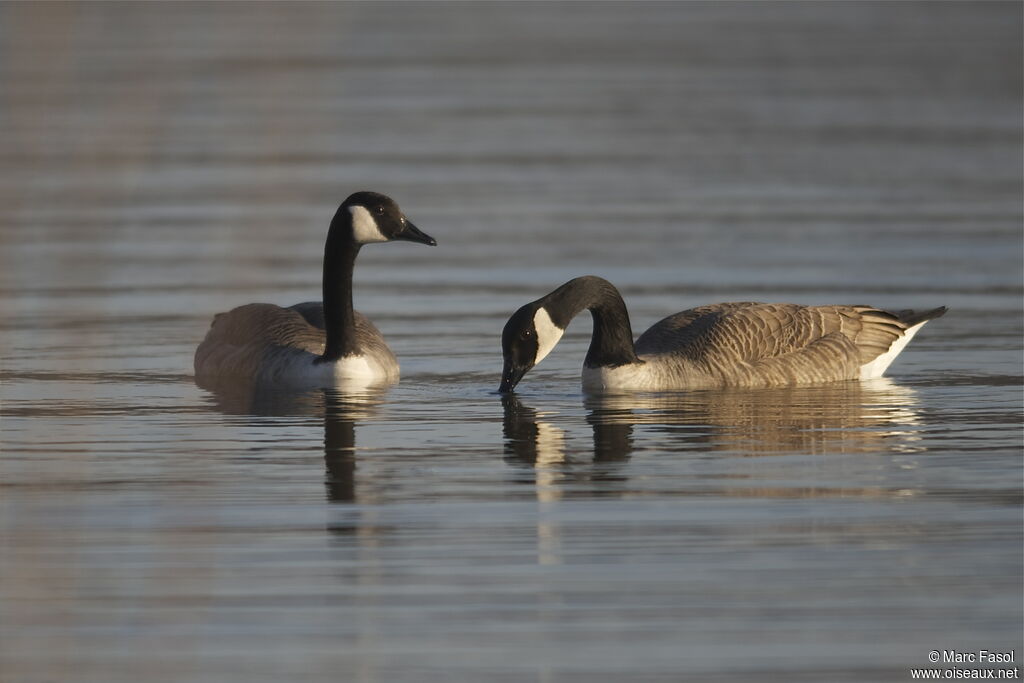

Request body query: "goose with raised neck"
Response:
[195, 191, 436, 389]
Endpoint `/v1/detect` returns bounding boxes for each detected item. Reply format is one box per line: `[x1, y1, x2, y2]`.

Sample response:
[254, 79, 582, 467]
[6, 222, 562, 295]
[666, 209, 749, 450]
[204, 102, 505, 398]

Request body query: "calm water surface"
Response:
[1, 3, 1021, 682]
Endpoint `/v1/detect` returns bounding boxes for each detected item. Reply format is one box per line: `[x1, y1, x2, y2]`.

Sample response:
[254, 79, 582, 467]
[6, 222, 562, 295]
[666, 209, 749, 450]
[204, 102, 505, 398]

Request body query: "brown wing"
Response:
[288, 301, 327, 329]
[194, 302, 397, 384]
[636, 302, 909, 386]
[194, 303, 326, 381]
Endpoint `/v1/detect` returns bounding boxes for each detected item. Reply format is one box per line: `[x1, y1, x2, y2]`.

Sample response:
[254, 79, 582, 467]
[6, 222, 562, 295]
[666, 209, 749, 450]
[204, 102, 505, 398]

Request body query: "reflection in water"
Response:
[321, 390, 385, 504]
[505, 378, 921, 464]
[584, 377, 923, 458]
[503, 378, 927, 508]
[502, 395, 633, 468]
[203, 381, 327, 416]
[501, 395, 572, 565]
[200, 382, 385, 503]
[502, 394, 566, 468]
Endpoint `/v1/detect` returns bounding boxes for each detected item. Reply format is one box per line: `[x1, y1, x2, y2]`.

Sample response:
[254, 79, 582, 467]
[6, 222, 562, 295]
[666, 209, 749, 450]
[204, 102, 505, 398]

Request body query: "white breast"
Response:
[268, 352, 394, 389]
[582, 363, 657, 391]
[332, 355, 382, 382]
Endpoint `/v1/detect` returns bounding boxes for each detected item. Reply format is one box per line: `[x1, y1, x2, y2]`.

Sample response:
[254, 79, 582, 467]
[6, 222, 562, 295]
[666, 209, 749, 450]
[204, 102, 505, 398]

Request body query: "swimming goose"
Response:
[195, 191, 436, 388]
[499, 276, 945, 393]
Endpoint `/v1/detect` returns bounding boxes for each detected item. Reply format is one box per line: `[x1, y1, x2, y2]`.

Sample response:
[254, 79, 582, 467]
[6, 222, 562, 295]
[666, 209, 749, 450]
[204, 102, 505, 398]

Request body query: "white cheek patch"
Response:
[349, 205, 388, 244]
[532, 307, 564, 365]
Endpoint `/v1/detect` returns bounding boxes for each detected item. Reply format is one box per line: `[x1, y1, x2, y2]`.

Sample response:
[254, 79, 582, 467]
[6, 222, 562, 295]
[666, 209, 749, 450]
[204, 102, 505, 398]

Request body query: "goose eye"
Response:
[375, 205, 385, 216]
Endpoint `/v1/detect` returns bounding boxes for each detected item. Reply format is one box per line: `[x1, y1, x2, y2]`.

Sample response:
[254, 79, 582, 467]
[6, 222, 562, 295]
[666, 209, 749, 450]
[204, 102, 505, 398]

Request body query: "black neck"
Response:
[544, 276, 640, 368]
[320, 219, 361, 361]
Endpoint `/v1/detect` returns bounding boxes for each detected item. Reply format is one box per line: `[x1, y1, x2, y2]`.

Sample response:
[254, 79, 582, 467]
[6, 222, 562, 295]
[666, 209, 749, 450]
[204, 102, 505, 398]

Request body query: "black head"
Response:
[337, 191, 436, 246]
[500, 303, 540, 393]
[499, 301, 565, 393]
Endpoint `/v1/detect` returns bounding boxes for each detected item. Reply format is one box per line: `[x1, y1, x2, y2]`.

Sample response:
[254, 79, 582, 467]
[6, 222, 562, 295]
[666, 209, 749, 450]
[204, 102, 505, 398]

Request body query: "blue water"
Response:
[1, 3, 1021, 681]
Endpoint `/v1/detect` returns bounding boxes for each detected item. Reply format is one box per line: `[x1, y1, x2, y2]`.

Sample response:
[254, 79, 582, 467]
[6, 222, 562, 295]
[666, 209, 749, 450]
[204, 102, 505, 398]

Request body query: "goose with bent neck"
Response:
[499, 275, 945, 393]
[194, 191, 436, 389]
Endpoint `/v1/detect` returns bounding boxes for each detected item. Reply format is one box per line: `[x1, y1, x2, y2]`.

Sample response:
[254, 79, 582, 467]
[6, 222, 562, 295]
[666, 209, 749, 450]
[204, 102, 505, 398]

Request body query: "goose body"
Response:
[194, 192, 436, 389]
[499, 276, 945, 393]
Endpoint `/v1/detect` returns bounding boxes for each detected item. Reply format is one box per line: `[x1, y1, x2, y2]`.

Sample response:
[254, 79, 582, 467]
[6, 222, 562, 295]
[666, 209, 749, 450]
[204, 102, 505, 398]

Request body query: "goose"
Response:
[498, 276, 945, 393]
[195, 191, 436, 388]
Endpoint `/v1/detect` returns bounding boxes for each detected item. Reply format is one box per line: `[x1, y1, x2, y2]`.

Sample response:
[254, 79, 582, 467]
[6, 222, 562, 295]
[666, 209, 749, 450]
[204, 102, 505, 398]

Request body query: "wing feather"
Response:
[194, 302, 395, 383]
[635, 302, 912, 386]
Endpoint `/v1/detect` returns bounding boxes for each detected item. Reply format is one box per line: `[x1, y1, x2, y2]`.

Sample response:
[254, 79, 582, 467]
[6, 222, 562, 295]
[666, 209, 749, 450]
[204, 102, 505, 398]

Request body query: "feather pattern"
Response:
[194, 303, 398, 387]
[502, 276, 945, 392]
[630, 302, 915, 388]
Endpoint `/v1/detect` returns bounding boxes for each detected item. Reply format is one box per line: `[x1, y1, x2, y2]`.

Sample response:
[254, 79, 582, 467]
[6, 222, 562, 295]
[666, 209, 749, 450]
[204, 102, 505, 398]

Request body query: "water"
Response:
[1, 3, 1021, 682]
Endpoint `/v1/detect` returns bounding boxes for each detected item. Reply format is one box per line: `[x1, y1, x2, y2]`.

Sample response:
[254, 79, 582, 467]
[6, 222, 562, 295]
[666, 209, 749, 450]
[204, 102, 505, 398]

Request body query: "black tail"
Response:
[896, 306, 948, 327]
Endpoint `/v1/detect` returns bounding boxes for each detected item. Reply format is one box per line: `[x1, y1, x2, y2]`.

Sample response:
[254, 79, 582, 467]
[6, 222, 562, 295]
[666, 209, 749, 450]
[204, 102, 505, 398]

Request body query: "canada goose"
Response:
[499, 276, 946, 393]
[195, 191, 436, 388]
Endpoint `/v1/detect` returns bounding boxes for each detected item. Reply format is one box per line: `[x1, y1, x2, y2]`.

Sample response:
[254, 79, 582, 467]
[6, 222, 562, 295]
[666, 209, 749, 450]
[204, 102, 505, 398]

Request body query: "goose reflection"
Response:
[500, 395, 570, 566]
[502, 394, 566, 467]
[321, 390, 384, 503]
[584, 377, 923, 458]
[502, 395, 632, 469]
[502, 378, 923, 482]
[199, 381, 385, 503]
